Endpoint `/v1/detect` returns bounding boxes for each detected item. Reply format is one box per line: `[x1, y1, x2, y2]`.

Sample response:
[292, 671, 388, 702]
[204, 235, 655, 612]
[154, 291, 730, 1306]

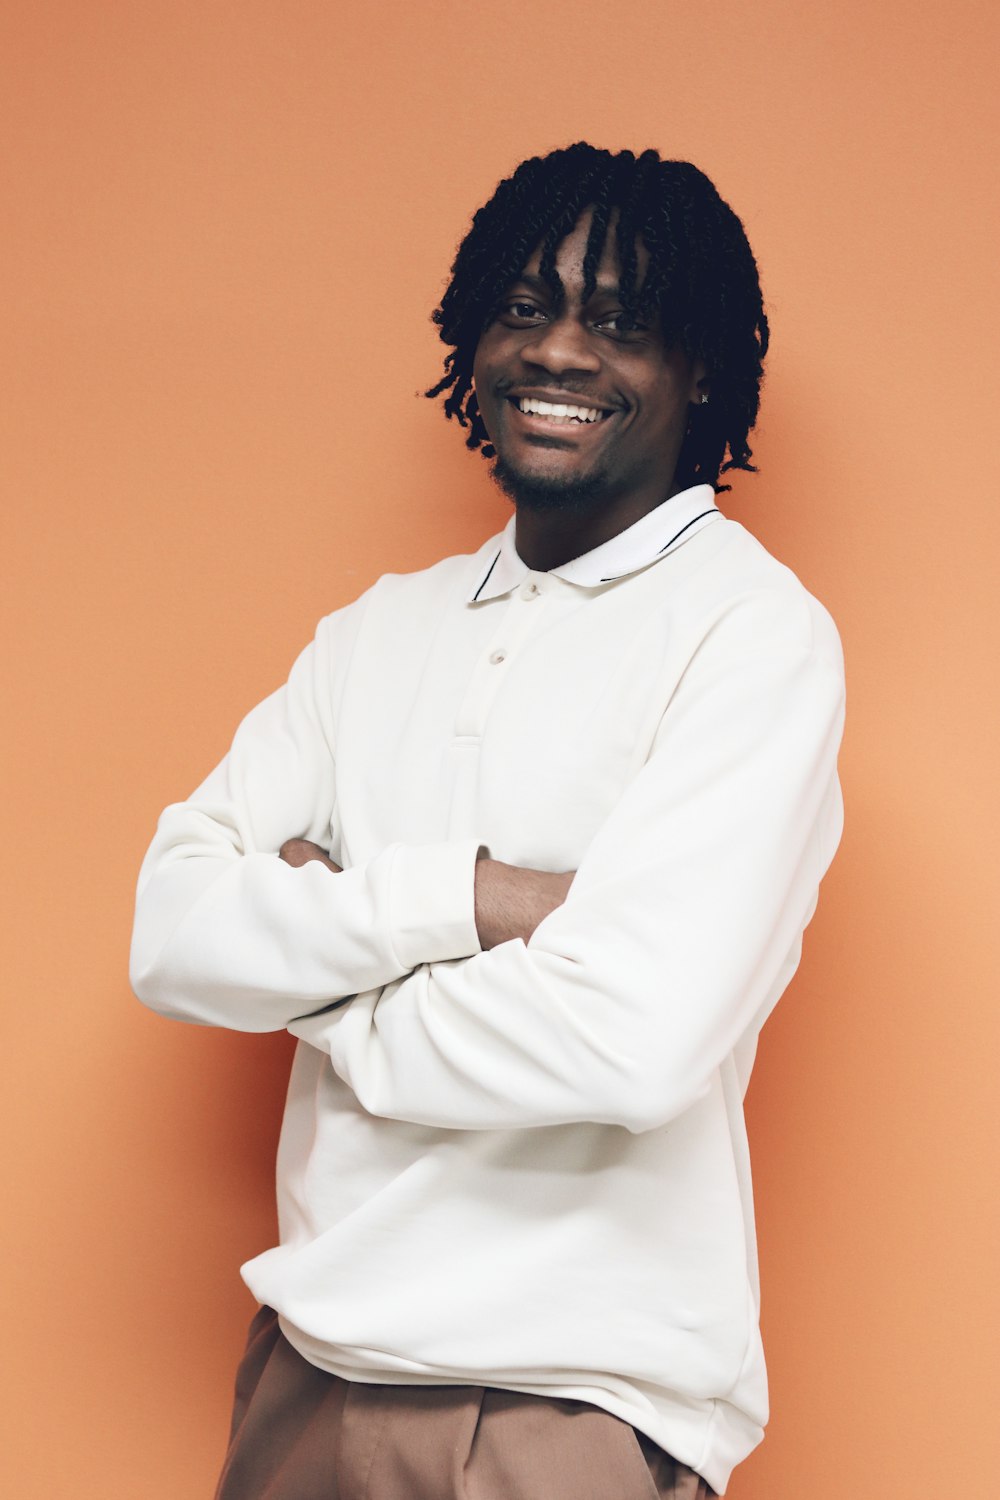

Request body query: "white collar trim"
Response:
[467, 484, 722, 603]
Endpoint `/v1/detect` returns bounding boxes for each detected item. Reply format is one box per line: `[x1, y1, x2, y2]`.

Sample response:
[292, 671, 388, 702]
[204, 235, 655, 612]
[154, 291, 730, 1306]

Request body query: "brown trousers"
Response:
[215, 1307, 715, 1500]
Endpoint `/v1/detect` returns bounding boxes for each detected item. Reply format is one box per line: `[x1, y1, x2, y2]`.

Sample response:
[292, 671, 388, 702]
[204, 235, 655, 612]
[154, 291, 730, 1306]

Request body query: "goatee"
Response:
[491, 455, 609, 514]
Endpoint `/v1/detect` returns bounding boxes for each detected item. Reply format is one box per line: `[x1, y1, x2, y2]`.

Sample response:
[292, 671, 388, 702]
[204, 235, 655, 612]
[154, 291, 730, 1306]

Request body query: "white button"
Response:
[521, 579, 540, 599]
[489, 650, 506, 665]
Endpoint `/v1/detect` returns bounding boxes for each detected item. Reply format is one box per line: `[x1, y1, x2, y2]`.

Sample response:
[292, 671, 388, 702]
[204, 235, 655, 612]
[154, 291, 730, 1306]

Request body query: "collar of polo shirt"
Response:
[466, 483, 722, 604]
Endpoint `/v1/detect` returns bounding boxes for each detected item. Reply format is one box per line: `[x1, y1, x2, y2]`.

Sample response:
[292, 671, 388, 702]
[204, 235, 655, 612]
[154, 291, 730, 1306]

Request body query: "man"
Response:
[131, 143, 845, 1498]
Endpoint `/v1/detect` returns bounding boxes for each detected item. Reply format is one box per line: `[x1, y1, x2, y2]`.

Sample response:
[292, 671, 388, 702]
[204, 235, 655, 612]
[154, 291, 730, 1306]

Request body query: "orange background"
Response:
[2, 2, 998, 1495]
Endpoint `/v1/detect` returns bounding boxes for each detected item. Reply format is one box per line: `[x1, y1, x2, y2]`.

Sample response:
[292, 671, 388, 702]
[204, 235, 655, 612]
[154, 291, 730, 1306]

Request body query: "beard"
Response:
[490, 454, 612, 514]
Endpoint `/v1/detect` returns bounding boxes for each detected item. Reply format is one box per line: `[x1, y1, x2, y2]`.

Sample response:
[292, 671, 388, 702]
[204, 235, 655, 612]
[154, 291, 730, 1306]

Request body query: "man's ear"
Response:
[691, 360, 709, 404]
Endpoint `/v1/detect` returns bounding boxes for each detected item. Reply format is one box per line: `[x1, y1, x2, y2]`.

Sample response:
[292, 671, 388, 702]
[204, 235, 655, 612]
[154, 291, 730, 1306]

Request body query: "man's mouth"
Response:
[508, 396, 612, 426]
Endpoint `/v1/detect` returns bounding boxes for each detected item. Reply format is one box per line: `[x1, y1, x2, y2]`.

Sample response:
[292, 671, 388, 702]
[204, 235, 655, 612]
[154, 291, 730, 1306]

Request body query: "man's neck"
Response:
[514, 484, 682, 572]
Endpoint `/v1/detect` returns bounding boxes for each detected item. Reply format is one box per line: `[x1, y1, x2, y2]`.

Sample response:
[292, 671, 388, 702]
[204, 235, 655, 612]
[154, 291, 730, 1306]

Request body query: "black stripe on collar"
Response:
[471, 549, 502, 602]
[598, 509, 720, 583]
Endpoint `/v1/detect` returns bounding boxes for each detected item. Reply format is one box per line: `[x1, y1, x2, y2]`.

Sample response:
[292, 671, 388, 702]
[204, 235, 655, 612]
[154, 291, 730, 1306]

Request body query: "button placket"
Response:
[454, 586, 552, 739]
[484, 580, 547, 674]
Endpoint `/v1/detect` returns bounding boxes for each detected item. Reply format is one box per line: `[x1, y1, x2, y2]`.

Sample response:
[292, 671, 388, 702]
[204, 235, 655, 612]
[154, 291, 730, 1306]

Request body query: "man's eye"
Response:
[596, 311, 648, 334]
[503, 301, 546, 323]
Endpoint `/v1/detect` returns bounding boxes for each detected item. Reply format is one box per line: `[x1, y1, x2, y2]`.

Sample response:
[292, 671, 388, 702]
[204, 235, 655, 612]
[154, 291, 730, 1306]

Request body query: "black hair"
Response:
[426, 143, 769, 493]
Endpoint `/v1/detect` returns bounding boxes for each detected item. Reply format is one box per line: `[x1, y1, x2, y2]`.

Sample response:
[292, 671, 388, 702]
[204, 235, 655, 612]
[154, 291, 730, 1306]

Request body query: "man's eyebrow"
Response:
[506, 272, 552, 293]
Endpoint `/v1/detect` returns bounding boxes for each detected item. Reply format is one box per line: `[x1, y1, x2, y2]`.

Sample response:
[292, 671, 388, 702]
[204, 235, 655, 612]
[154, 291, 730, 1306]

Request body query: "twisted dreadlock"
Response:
[426, 143, 769, 493]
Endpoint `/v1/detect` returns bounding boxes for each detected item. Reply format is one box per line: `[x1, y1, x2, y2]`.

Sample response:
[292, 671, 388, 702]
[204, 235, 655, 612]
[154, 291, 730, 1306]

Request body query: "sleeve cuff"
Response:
[387, 840, 484, 970]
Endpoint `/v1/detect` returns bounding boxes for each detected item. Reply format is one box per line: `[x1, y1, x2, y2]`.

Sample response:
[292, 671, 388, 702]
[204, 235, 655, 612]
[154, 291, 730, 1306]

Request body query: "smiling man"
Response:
[471, 208, 706, 567]
[131, 144, 845, 1499]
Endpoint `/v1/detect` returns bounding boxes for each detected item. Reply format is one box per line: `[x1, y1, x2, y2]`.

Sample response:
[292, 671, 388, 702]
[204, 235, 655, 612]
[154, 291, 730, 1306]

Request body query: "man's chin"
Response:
[491, 455, 609, 514]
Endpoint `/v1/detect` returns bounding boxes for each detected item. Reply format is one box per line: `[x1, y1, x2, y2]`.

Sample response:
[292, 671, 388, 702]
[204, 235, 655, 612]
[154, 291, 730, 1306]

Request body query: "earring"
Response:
[700, 393, 710, 405]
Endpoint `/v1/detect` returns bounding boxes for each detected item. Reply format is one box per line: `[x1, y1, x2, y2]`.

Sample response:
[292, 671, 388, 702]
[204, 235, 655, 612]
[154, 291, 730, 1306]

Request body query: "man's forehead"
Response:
[510, 208, 649, 289]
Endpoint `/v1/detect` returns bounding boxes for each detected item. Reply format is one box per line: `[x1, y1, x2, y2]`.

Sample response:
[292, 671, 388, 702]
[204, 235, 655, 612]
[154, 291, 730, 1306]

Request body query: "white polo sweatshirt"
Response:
[131, 485, 845, 1494]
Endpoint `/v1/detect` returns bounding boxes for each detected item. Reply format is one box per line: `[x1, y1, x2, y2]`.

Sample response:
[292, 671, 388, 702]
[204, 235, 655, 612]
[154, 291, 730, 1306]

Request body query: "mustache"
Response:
[496, 378, 619, 408]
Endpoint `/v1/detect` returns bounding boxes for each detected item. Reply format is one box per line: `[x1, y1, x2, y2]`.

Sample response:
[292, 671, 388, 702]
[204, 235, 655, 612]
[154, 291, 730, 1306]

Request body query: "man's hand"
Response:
[474, 856, 574, 950]
[278, 841, 571, 951]
[279, 838, 343, 874]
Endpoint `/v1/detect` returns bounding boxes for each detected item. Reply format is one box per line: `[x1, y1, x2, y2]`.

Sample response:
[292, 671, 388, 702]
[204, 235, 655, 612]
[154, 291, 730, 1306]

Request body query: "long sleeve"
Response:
[290, 604, 845, 1130]
[130, 602, 482, 1032]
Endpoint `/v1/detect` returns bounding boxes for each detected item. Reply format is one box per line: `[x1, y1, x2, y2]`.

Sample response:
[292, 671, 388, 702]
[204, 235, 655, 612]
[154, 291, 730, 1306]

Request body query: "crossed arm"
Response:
[278, 838, 574, 953]
[131, 600, 845, 1133]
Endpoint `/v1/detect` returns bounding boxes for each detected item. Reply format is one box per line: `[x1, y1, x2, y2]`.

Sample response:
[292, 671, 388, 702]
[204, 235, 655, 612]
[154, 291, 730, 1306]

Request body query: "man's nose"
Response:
[520, 314, 602, 376]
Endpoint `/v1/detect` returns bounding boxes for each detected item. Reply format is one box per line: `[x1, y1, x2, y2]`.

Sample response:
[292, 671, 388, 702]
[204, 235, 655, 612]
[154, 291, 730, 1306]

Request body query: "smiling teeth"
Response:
[517, 397, 604, 423]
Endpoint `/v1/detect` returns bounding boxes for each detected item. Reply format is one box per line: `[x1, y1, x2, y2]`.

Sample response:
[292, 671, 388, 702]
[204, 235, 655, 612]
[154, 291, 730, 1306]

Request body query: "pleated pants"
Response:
[215, 1306, 716, 1500]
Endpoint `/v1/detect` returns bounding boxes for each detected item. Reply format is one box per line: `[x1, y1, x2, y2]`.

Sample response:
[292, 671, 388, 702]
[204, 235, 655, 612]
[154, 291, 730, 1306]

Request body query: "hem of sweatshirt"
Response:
[275, 1314, 762, 1496]
[387, 839, 483, 970]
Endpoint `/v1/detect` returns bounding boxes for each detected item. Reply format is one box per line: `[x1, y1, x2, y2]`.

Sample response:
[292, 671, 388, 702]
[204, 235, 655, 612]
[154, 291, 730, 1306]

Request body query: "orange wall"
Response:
[3, 2, 998, 1495]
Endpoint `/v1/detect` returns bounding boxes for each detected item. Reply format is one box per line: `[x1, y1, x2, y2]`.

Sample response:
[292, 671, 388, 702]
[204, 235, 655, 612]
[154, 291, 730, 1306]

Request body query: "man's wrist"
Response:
[474, 858, 574, 950]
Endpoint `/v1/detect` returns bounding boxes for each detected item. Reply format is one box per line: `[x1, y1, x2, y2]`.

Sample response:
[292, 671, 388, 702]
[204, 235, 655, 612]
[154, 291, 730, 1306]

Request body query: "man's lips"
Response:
[503, 390, 620, 430]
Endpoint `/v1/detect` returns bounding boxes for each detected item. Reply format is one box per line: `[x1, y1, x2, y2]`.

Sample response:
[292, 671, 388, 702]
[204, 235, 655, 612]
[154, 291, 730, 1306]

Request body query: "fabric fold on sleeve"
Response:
[388, 839, 483, 971]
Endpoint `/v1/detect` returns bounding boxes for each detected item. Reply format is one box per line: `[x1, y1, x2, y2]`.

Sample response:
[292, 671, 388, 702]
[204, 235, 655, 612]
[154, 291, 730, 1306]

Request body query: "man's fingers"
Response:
[278, 838, 342, 874]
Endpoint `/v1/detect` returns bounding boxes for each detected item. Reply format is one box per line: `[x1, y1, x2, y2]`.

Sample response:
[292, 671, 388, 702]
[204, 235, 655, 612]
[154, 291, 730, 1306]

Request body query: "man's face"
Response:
[472, 210, 704, 515]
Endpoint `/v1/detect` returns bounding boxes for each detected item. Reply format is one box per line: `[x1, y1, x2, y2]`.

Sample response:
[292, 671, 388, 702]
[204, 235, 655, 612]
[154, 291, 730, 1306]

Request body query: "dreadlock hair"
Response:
[426, 143, 769, 493]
